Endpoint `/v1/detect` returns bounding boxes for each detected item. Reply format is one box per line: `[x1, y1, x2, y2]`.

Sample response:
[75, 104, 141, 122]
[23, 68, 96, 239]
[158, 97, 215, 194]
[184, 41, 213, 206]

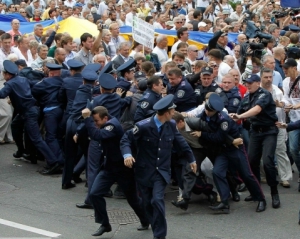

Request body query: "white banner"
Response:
[132, 16, 155, 49]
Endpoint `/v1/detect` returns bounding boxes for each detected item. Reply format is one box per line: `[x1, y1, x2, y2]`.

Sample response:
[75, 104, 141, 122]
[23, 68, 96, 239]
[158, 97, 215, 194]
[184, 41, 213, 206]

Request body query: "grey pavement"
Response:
[0, 143, 300, 239]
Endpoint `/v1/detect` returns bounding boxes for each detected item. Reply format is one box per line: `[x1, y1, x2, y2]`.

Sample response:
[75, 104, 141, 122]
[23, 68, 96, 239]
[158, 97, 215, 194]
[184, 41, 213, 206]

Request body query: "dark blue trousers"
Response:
[138, 173, 167, 238]
[23, 107, 58, 166]
[44, 107, 64, 164]
[89, 168, 148, 226]
[213, 146, 265, 202]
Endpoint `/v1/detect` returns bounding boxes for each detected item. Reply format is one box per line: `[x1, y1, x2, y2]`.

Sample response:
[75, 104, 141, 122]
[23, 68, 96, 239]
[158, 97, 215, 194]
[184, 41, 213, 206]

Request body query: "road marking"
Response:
[0, 219, 61, 238]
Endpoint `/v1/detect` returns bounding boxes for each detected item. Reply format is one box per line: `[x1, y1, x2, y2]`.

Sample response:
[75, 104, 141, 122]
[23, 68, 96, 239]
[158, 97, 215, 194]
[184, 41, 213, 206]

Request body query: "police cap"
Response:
[289, 24, 300, 32]
[46, 63, 63, 70]
[200, 66, 213, 75]
[205, 94, 224, 112]
[3, 60, 19, 75]
[138, 79, 148, 91]
[99, 73, 117, 89]
[117, 59, 136, 72]
[134, 71, 147, 81]
[98, 62, 116, 78]
[84, 63, 101, 72]
[243, 74, 261, 83]
[15, 59, 27, 67]
[153, 94, 176, 112]
[82, 69, 97, 82]
[67, 59, 85, 69]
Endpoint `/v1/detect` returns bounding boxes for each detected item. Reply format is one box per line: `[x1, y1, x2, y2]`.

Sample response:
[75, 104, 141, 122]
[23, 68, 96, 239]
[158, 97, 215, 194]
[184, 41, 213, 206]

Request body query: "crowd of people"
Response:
[1, 0, 300, 238]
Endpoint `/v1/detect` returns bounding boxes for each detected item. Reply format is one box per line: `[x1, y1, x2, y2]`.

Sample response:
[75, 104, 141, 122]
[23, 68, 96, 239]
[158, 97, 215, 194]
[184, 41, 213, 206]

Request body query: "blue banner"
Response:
[281, 0, 300, 8]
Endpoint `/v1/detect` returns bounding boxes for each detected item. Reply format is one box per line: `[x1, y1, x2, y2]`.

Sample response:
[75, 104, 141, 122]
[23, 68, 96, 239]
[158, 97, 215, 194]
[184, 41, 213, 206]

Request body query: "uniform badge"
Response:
[177, 90, 185, 98]
[104, 125, 114, 131]
[181, 81, 186, 86]
[144, 93, 150, 99]
[133, 125, 139, 134]
[221, 122, 228, 131]
[258, 93, 265, 99]
[194, 89, 201, 95]
[215, 88, 222, 94]
[233, 98, 240, 106]
[141, 101, 149, 109]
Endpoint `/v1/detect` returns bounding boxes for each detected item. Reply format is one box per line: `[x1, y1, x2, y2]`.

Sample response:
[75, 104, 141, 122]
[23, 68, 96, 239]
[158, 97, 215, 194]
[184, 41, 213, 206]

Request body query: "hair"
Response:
[141, 61, 156, 76]
[37, 44, 48, 53]
[61, 35, 73, 47]
[54, 33, 63, 43]
[1, 33, 12, 41]
[194, 60, 207, 69]
[252, 57, 262, 66]
[147, 75, 162, 89]
[29, 40, 39, 49]
[167, 68, 183, 77]
[279, 36, 289, 44]
[172, 111, 185, 123]
[177, 27, 188, 39]
[165, 61, 177, 70]
[92, 106, 109, 119]
[7, 53, 18, 61]
[17, 35, 28, 44]
[80, 32, 93, 44]
[48, 8, 56, 16]
[156, 34, 167, 43]
[145, 16, 153, 23]
[290, 33, 299, 44]
[42, 58, 55, 66]
[202, 19, 212, 25]
[193, 10, 202, 19]
[172, 52, 185, 60]
[261, 54, 274, 64]
[208, 49, 223, 60]
[34, 23, 43, 31]
[260, 67, 273, 75]
[177, 42, 188, 50]
[118, 41, 131, 50]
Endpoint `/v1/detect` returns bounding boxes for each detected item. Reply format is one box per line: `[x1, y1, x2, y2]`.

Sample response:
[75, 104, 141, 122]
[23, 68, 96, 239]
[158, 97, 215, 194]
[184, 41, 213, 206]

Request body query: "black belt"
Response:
[251, 125, 275, 133]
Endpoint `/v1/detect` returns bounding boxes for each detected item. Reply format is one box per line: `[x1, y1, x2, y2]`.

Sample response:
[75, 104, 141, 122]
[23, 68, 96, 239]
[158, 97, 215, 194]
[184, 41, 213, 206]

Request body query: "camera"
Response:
[98, 20, 108, 29]
[287, 47, 300, 59]
[273, 11, 287, 18]
[172, 3, 178, 9]
[155, 1, 162, 12]
[177, 64, 190, 76]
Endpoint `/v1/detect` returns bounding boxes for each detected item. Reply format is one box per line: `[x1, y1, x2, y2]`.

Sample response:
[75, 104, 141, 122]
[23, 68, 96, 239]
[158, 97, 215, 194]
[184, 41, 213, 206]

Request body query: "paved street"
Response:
[0, 143, 300, 239]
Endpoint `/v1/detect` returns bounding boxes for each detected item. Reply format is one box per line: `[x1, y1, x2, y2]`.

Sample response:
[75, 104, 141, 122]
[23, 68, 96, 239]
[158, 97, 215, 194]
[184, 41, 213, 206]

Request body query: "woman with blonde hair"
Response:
[29, 40, 39, 60]
[278, 36, 290, 48]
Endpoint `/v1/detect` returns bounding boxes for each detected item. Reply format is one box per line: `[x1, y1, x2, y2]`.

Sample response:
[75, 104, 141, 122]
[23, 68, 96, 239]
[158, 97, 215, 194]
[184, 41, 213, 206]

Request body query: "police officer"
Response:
[194, 67, 224, 105]
[221, 73, 241, 113]
[32, 63, 65, 172]
[58, 59, 85, 146]
[62, 70, 97, 189]
[231, 74, 280, 209]
[134, 75, 163, 122]
[116, 59, 135, 95]
[120, 95, 197, 239]
[0, 60, 59, 170]
[195, 94, 266, 213]
[81, 106, 149, 237]
[167, 67, 197, 112]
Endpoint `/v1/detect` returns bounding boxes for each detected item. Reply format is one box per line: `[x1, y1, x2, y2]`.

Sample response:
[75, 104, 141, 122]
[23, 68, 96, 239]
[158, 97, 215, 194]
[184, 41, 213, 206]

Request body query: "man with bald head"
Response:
[54, 48, 68, 69]
[273, 47, 286, 79]
[237, 34, 247, 45]
[218, 55, 235, 83]
[93, 54, 106, 70]
[6, 19, 22, 46]
[228, 68, 247, 98]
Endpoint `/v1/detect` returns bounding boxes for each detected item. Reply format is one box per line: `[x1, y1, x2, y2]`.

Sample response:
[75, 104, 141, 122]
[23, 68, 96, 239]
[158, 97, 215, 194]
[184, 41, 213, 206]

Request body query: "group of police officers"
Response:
[0, 50, 286, 238]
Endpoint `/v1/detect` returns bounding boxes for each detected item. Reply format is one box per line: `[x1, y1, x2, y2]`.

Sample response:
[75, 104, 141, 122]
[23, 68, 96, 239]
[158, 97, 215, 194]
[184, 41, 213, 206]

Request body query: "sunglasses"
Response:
[176, 22, 183, 24]
[192, 50, 198, 52]
[20, 11, 25, 13]
[210, 65, 218, 68]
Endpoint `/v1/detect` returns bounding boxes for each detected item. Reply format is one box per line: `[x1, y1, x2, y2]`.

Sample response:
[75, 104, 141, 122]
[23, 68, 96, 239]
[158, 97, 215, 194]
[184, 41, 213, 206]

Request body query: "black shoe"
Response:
[137, 224, 149, 231]
[207, 191, 217, 206]
[23, 154, 37, 164]
[13, 151, 23, 158]
[256, 200, 266, 212]
[154, 237, 166, 239]
[271, 194, 280, 209]
[40, 162, 61, 175]
[104, 189, 113, 198]
[209, 202, 230, 214]
[171, 199, 189, 211]
[231, 191, 240, 202]
[62, 183, 76, 190]
[113, 185, 126, 199]
[244, 195, 254, 202]
[72, 174, 83, 183]
[76, 203, 93, 209]
[92, 224, 112, 236]
[238, 183, 247, 192]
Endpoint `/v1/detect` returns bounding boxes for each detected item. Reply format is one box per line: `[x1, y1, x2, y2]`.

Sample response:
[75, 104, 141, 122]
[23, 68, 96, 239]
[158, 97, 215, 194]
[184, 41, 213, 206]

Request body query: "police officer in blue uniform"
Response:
[196, 94, 266, 213]
[221, 74, 241, 113]
[120, 95, 197, 239]
[116, 59, 135, 95]
[231, 74, 280, 209]
[81, 106, 149, 237]
[32, 63, 65, 173]
[0, 60, 59, 170]
[58, 59, 85, 144]
[167, 68, 197, 112]
[134, 75, 163, 122]
[194, 67, 224, 105]
[62, 70, 97, 189]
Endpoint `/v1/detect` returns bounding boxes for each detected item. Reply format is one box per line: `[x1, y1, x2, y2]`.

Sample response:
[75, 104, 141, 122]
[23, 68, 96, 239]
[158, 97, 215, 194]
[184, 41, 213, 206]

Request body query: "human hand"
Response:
[190, 162, 197, 174]
[232, 138, 243, 148]
[124, 156, 136, 168]
[73, 134, 78, 143]
[116, 88, 124, 96]
[190, 131, 201, 137]
[82, 108, 91, 119]
[275, 121, 287, 129]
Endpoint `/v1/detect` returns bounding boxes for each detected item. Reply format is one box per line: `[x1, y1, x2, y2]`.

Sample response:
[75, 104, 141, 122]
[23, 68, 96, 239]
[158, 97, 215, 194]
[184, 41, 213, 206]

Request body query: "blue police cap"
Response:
[134, 71, 147, 81]
[3, 60, 19, 75]
[98, 62, 116, 78]
[206, 94, 224, 112]
[67, 59, 85, 69]
[99, 73, 117, 89]
[153, 94, 176, 112]
[280, 30, 286, 36]
[200, 66, 213, 75]
[84, 63, 101, 72]
[82, 69, 97, 82]
[244, 74, 261, 83]
[46, 63, 63, 70]
[138, 79, 148, 91]
[14, 59, 27, 67]
[117, 59, 136, 72]
[289, 24, 300, 32]
[74, 2, 84, 7]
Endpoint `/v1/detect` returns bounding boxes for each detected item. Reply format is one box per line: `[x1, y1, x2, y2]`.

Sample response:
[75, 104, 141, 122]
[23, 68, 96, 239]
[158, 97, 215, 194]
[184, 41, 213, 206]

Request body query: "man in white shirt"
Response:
[171, 27, 189, 55]
[186, 45, 198, 65]
[125, 2, 138, 26]
[64, 0, 76, 8]
[0, 33, 15, 71]
[12, 36, 34, 67]
[152, 34, 169, 65]
[229, 4, 244, 21]
[153, 13, 166, 29]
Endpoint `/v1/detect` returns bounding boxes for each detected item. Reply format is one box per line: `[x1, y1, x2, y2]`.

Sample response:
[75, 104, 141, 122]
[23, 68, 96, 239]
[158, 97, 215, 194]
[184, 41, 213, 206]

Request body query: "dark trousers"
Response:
[63, 118, 89, 185]
[85, 139, 102, 204]
[138, 173, 167, 238]
[22, 107, 58, 166]
[213, 146, 265, 202]
[89, 168, 148, 226]
[248, 128, 278, 187]
[57, 112, 70, 150]
[43, 107, 64, 164]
